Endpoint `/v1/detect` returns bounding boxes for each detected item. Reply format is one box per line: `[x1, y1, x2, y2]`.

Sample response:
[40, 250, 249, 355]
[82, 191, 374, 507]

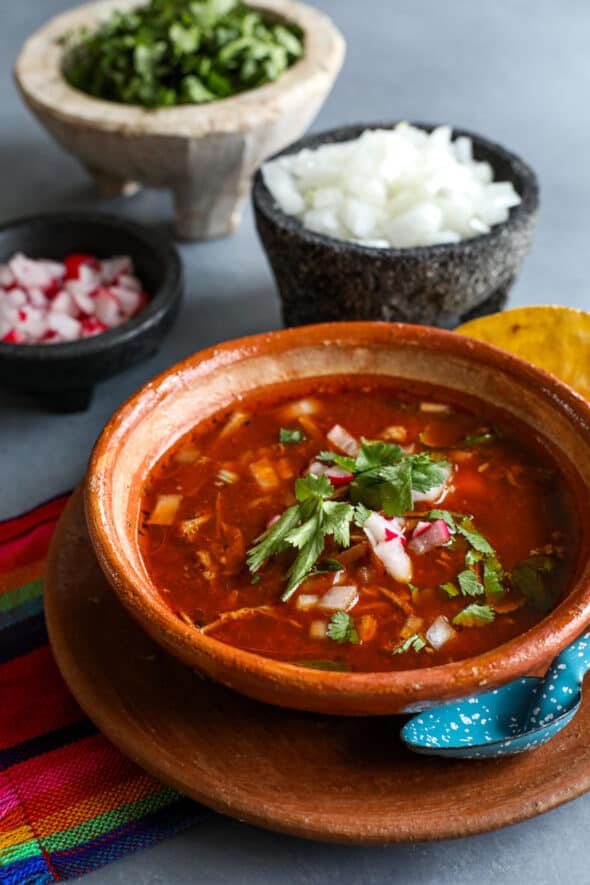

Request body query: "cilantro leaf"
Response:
[392, 633, 427, 654]
[511, 555, 557, 614]
[407, 454, 450, 493]
[285, 531, 325, 596]
[246, 504, 300, 574]
[483, 556, 505, 597]
[247, 472, 354, 601]
[353, 502, 372, 527]
[279, 427, 305, 444]
[350, 460, 413, 517]
[312, 558, 344, 574]
[317, 450, 357, 472]
[461, 431, 497, 446]
[354, 440, 404, 471]
[294, 473, 333, 502]
[321, 501, 353, 547]
[457, 518, 495, 555]
[428, 509, 457, 531]
[465, 549, 483, 566]
[327, 611, 359, 645]
[453, 604, 495, 627]
[457, 569, 485, 597]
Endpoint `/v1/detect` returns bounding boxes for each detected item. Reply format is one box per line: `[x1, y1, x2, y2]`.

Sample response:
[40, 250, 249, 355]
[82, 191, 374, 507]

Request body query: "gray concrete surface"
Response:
[1, 1, 589, 882]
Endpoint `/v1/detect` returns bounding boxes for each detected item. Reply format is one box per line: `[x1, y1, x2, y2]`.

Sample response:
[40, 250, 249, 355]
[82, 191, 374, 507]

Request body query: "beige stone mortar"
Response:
[15, 0, 345, 240]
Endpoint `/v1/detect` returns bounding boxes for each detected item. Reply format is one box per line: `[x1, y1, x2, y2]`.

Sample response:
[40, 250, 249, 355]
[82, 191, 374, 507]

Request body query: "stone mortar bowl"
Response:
[14, 0, 345, 241]
[252, 122, 539, 327]
[85, 322, 590, 717]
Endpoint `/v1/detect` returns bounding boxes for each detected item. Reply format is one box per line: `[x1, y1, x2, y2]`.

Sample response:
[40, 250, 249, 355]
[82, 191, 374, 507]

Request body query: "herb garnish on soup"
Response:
[139, 377, 576, 672]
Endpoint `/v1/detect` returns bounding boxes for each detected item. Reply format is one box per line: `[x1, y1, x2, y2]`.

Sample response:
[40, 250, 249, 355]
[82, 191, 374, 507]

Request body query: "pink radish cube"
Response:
[94, 288, 121, 327]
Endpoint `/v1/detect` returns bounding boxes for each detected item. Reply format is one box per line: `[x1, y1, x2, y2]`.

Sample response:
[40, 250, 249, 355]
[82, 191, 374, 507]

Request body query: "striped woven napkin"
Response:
[0, 494, 208, 884]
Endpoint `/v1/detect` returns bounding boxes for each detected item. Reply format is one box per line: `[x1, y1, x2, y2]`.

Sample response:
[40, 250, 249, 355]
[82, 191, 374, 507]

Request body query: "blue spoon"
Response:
[401, 632, 590, 759]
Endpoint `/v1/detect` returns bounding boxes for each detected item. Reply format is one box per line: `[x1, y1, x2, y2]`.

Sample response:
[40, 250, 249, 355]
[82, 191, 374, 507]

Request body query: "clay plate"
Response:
[45, 489, 590, 845]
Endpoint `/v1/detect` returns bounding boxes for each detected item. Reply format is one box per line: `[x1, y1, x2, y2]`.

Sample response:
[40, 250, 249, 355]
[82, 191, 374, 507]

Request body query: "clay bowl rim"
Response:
[14, 0, 345, 138]
[252, 120, 540, 260]
[85, 321, 590, 713]
[0, 210, 182, 363]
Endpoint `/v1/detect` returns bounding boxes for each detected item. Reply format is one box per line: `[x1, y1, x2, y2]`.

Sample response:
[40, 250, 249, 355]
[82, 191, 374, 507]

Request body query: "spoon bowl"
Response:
[402, 632, 590, 758]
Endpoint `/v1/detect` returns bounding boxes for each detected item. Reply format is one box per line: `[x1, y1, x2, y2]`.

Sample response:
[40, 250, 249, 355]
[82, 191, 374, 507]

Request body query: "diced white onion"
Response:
[296, 594, 319, 611]
[426, 615, 456, 650]
[317, 584, 359, 612]
[148, 494, 182, 526]
[262, 123, 521, 249]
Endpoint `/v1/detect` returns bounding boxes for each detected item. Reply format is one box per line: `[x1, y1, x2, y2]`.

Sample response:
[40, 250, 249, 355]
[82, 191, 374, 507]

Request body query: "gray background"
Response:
[1, 1, 589, 882]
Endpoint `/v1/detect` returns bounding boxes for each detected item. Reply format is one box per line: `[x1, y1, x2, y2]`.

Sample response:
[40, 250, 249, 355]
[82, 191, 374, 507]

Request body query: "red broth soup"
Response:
[138, 377, 577, 673]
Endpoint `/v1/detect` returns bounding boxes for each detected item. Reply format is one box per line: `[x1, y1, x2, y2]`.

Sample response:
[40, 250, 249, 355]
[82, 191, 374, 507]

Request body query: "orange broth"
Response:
[138, 377, 577, 672]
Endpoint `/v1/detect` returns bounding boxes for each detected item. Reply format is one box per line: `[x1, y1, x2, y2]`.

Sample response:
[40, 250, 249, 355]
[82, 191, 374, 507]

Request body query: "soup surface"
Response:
[139, 376, 577, 672]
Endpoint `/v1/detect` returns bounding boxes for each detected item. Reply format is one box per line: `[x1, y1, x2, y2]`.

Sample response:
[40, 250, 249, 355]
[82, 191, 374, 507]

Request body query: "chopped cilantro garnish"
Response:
[279, 427, 305, 444]
[313, 558, 344, 574]
[428, 509, 457, 531]
[457, 517, 495, 555]
[63, 0, 304, 109]
[440, 581, 460, 597]
[326, 611, 359, 645]
[353, 502, 372, 527]
[457, 569, 485, 597]
[317, 450, 357, 472]
[511, 555, 557, 614]
[483, 556, 505, 597]
[465, 549, 483, 567]
[461, 431, 497, 446]
[250, 575, 261, 585]
[321, 440, 449, 518]
[354, 440, 405, 471]
[392, 633, 427, 654]
[246, 473, 354, 600]
[453, 603, 495, 627]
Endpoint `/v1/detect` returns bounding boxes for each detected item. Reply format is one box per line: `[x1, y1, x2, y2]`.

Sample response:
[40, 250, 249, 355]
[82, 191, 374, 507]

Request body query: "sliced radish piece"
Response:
[326, 424, 360, 457]
[64, 253, 98, 280]
[94, 287, 121, 327]
[80, 317, 108, 338]
[408, 519, 451, 554]
[50, 290, 78, 317]
[111, 285, 141, 317]
[47, 312, 81, 341]
[363, 512, 406, 545]
[100, 255, 133, 283]
[2, 328, 24, 343]
[308, 461, 354, 486]
[426, 615, 455, 649]
[363, 513, 412, 582]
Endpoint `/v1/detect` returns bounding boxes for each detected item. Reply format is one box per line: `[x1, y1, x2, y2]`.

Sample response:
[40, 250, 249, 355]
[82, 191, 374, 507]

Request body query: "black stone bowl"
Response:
[0, 212, 182, 412]
[252, 122, 539, 328]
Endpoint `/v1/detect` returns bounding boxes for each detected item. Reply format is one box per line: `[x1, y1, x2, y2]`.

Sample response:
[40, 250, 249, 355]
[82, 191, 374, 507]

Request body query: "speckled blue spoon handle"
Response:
[525, 632, 590, 730]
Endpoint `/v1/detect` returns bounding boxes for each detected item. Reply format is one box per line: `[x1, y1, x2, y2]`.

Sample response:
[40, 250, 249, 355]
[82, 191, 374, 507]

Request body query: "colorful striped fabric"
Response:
[0, 494, 208, 884]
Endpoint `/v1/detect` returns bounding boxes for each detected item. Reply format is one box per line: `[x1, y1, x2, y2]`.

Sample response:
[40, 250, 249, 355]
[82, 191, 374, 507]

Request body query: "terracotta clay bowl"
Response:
[85, 322, 590, 716]
[252, 122, 539, 327]
[15, 0, 345, 241]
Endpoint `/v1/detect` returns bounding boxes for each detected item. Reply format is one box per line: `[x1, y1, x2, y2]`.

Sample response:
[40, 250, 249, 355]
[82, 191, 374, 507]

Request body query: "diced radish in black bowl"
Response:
[0, 213, 182, 412]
